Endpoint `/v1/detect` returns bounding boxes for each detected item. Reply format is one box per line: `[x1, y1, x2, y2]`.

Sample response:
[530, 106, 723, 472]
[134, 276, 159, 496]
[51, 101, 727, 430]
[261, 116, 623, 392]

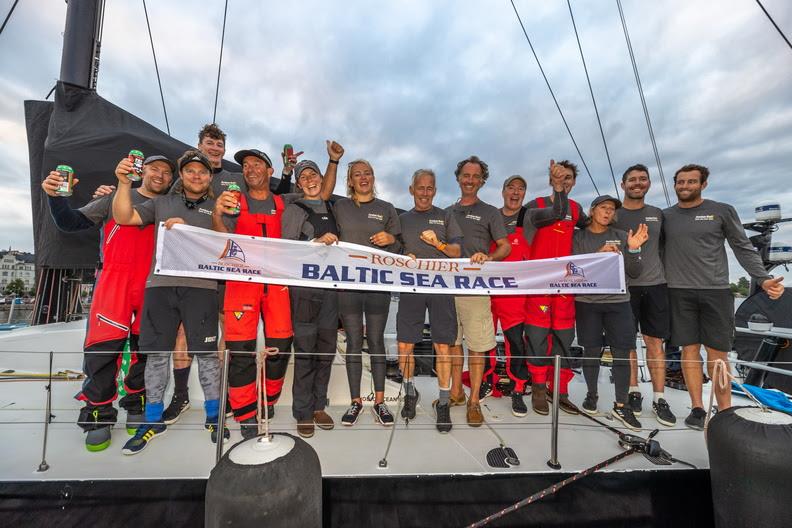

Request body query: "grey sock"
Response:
[439, 388, 450, 405]
[404, 381, 416, 397]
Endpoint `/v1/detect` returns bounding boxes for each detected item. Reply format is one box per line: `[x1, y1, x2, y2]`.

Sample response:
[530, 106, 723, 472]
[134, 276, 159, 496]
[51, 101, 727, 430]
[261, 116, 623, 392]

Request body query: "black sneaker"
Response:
[479, 381, 493, 399]
[684, 407, 706, 431]
[612, 404, 642, 431]
[372, 402, 395, 426]
[205, 416, 230, 444]
[386, 360, 402, 382]
[401, 389, 420, 420]
[581, 393, 598, 416]
[240, 416, 259, 440]
[162, 393, 190, 425]
[433, 400, 452, 434]
[122, 423, 167, 455]
[511, 392, 528, 417]
[628, 391, 643, 417]
[652, 398, 677, 427]
[341, 401, 364, 426]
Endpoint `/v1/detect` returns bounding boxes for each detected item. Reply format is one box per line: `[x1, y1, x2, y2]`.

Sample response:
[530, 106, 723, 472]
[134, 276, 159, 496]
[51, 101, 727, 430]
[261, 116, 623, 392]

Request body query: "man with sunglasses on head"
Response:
[212, 143, 338, 439]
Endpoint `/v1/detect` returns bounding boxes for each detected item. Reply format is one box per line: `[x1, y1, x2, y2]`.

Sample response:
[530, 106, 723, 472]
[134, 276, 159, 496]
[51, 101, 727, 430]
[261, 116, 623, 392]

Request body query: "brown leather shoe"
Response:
[432, 393, 467, 409]
[313, 410, 335, 430]
[466, 402, 484, 427]
[297, 420, 315, 438]
[547, 390, 580, 415]
[531, 383, 549, 415]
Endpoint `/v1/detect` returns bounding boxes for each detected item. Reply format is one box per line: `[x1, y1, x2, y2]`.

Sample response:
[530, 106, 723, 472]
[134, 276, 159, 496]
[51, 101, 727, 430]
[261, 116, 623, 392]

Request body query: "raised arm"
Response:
[112, 158, 144, 225]
[320, 140, 344, 201]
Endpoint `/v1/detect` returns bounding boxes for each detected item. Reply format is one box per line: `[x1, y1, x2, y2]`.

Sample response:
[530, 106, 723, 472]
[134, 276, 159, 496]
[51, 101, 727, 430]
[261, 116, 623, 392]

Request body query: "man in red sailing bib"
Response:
[524, 160, 587, 415]
[490, 174, 569, 417]
[42, 154, 174, 451]
[212, 147, 336, 439]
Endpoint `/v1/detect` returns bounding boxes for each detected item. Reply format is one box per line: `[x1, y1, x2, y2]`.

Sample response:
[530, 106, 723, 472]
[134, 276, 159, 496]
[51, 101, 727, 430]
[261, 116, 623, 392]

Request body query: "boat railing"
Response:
[2, 345, 790, 475]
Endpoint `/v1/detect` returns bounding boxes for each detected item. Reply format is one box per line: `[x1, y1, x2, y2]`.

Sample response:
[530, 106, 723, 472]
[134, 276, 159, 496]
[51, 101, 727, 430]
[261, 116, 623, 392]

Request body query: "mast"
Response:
[59, 0, 105, 89]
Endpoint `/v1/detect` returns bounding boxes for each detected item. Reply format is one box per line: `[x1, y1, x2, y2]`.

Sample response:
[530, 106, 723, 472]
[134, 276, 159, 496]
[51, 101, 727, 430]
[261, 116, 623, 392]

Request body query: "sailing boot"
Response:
[531, 383, 549, 415]
[79, 404, 117, 452]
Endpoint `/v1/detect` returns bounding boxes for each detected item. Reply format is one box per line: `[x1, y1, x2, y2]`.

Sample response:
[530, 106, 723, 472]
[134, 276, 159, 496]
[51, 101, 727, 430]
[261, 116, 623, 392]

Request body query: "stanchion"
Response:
[546, 354, 561, 470]
[215, 349, 230, 464]
[37, 351, 53, 472]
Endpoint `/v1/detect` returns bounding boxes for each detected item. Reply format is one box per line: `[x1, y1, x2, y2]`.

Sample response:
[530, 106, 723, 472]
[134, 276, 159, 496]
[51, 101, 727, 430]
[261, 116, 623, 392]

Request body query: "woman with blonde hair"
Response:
[333, 159, 402, 426]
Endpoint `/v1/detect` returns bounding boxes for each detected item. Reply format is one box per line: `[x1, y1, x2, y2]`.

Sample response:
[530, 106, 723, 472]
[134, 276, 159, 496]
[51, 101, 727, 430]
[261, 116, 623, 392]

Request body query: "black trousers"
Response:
[291, 287, 338, 420]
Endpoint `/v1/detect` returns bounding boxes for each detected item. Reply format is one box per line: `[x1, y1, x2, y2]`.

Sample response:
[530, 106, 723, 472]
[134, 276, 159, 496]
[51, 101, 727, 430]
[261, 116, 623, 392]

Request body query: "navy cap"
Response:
[234, 149, 273, 168]
[590, 195, 622, 209]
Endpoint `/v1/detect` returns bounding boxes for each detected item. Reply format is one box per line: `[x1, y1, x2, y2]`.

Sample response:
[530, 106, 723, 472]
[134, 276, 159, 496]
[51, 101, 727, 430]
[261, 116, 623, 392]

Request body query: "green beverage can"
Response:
[228, 183, 241, 215]
[55, 165, 74, 196]
[128, 149, 145, 181]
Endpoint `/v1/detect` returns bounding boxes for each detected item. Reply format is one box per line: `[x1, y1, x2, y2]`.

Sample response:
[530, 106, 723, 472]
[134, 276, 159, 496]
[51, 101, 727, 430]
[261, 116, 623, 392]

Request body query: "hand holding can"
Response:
[127, 150, 145, 182]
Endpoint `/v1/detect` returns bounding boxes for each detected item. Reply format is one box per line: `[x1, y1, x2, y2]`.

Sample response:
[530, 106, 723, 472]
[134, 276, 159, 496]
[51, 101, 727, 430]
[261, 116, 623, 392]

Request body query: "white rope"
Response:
[705, 358, 767, 431]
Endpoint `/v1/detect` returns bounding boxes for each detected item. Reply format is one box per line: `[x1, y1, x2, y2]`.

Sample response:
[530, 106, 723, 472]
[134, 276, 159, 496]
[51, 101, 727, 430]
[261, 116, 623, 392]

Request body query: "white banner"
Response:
[155, 224, 626, 296]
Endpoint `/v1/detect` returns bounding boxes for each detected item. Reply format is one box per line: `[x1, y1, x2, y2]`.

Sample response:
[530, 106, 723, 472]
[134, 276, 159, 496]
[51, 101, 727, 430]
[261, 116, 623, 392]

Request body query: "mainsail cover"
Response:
[24, 82, 256, 268]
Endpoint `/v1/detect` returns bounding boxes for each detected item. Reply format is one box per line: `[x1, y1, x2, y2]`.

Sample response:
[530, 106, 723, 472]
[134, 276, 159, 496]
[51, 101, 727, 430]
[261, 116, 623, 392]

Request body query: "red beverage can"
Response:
[227, 183, 241, 215]
[128, 150, 145, 181]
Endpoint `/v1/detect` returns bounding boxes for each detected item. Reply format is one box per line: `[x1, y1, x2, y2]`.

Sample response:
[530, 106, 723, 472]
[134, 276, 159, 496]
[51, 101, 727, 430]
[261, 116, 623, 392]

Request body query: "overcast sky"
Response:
[1, 0, 791, 280]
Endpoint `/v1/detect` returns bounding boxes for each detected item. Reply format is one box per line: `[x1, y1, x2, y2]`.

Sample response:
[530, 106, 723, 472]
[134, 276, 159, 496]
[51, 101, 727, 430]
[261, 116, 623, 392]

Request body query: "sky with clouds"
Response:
[1, 0, 791, 280]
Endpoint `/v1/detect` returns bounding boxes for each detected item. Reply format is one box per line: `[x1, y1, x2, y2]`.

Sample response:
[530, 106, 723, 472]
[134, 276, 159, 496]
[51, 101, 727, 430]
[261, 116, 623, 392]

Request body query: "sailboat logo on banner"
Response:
[219, 240, 246, 263]
[564, 261, 586, 280]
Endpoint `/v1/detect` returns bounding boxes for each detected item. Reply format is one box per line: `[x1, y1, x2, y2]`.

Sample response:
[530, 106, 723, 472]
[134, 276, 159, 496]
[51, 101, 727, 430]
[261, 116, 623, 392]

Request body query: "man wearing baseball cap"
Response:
[573, 195, 649, 430]
[491, 174, 569, 418]
[212, 143, 339, 439]
[41, 153, 174, 452]
[113, 149, 235, 454]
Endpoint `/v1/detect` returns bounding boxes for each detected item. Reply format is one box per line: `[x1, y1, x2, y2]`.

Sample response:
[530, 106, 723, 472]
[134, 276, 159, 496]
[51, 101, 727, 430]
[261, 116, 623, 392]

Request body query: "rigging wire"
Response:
[142, 0, 170, 136]
[756, 0, 792, 51]
[567, 0, 620, 200]
[0, 0, 19, 37]
[212, 0, 229, 124]
[508, 0, 600, 195]
[616, 0, 671, 206]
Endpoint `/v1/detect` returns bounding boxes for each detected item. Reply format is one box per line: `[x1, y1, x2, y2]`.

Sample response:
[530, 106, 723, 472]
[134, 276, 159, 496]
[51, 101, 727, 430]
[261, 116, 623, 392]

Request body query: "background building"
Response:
[0, 249, 36, 294]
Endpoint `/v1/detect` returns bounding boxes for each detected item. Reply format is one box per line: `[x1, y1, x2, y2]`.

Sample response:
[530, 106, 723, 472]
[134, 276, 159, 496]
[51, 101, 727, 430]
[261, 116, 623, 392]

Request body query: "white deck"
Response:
[0, 320, 728, 482]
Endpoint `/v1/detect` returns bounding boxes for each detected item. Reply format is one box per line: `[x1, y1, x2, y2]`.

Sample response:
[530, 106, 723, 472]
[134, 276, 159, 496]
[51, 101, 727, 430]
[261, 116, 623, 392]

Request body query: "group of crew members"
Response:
[42, 123, 785, 455]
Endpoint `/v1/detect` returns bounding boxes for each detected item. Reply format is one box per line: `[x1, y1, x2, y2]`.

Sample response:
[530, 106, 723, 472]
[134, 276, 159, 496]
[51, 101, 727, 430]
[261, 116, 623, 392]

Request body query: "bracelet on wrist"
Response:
[329, 159, 339, 165]
[627, 247, 641, 254]
[437, 242, 447, 252]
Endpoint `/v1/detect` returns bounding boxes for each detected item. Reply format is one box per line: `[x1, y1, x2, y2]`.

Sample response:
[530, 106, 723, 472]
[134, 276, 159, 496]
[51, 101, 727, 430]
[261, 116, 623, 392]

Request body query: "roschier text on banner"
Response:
[154, 223, 625, 296]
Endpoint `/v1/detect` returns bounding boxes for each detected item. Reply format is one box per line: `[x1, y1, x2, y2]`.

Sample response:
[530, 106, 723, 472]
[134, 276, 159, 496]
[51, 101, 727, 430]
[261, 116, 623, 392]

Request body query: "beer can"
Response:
[128, 149, 145, 181]
[55, 165, 74, 196]
[227, 183, 241, 215]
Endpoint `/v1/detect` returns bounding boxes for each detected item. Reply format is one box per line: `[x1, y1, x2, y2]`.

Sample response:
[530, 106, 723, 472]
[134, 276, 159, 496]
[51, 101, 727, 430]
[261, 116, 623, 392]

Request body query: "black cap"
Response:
[234, 149, 273, 168]
[590, 195, 622, 209]
[294, 160, 322, 179]
[178, 151, 213, 173]
[143, 155, 176, 172]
